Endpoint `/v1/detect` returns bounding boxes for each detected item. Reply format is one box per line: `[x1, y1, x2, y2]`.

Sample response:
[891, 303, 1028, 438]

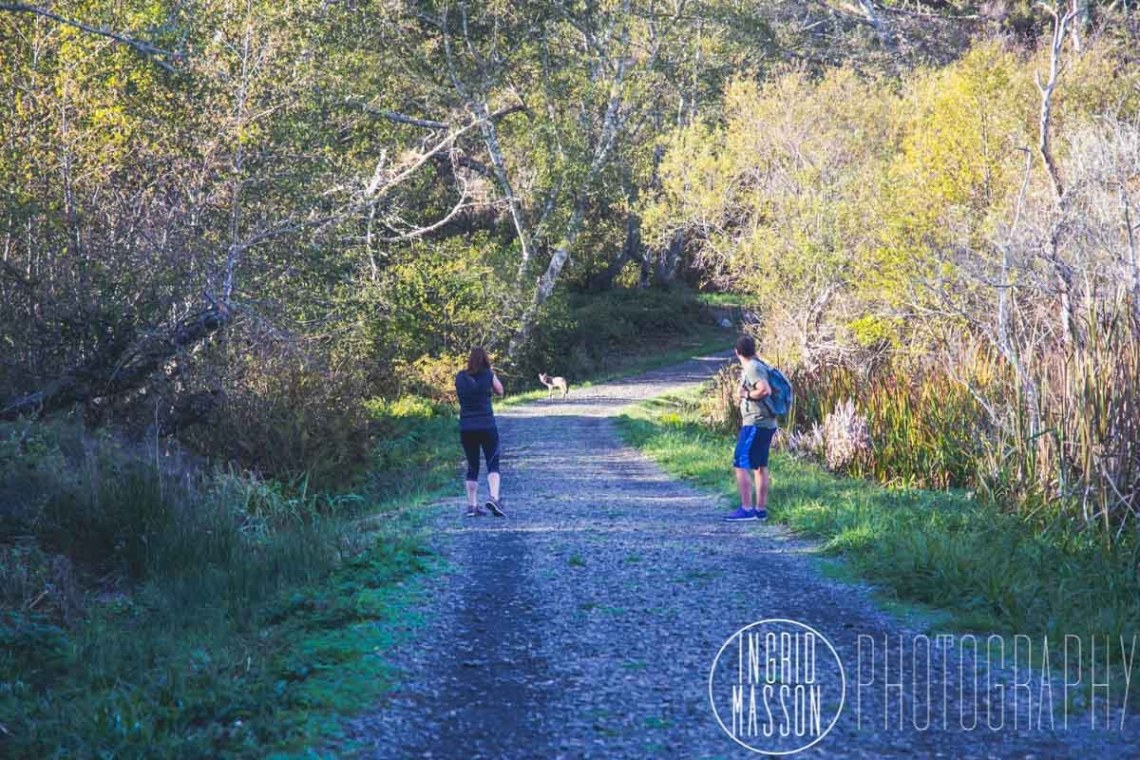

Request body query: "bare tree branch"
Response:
[347, 99, 451, 130]
[1035, 0, 1081, 345]
[440, 4, 537, 279]
[0, 3, 183, 73]
[1035, 0, 1077, 202]
[374, 197, 479, 243]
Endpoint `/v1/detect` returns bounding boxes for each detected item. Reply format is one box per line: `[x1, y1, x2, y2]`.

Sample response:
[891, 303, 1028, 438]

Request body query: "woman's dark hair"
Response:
[466, 346, 491, 375]
[735, 335, 757, 358]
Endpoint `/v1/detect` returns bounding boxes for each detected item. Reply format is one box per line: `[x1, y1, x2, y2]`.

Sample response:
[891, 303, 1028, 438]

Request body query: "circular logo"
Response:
[708, 618, 846, 755]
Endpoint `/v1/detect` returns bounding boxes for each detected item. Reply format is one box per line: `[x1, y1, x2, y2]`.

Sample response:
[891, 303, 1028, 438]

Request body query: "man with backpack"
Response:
[724, 335, 781, 522]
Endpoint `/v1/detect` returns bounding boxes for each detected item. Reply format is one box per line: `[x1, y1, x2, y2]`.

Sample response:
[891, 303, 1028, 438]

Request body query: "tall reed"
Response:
[791, 360, 992, 491]
[789, 302, 1140, 543]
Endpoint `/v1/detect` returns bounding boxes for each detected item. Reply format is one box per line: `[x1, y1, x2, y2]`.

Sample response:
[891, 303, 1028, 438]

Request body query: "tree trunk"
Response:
[1036, 2, 1080, 346]
[1070, 0, 1091, 52]
[508, 201, 587, 357]
[589, 207, 641, 290]
[507, 12, 631, 358]
[654, 230, 684, 285]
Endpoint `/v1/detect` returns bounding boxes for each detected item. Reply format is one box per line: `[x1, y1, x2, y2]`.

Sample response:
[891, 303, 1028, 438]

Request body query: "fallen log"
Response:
[1, 306, 231, 421]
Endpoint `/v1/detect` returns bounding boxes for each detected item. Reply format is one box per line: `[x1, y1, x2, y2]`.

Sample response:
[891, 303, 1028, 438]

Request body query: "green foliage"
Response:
[647, 66, 900, 355]
[366, 394, 458, 500]
[180, 339, 374, 491]
[1, 0, 977, 453]
[649, 36, 1140, 354]
[362, 234, 516, 372]
[1, 419, 345, 599]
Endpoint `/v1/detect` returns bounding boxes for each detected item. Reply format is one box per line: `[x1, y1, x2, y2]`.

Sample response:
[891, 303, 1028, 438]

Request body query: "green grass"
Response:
[695, 291, 750, 307]
[1, 514, 434, 758]
[0, 406, 463, 758]
[615, 390, 1140, 642]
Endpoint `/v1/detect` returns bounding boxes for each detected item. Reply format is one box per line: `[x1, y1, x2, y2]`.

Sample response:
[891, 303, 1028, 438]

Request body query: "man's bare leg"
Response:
[754, 467, 770, 511]
[735, 467, 753, 509]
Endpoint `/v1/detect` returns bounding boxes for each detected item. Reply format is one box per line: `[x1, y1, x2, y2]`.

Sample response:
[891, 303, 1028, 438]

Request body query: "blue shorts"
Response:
[734, 425, 775, 470]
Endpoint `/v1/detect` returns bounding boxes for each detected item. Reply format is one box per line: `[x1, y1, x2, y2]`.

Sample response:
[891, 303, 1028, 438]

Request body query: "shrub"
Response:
[785, 422, 825, 461]
[183, 338, 373, 490]
[791, 359, 989, 489]
[396, 353, 468, 402]
[0, 419, 371, 756]
[41, 462, 180, 580]
[0, 420, 82, 537]
[366, 394, 456, 499]
[0, 418, 354, 667]
[821, 399, 872, 473]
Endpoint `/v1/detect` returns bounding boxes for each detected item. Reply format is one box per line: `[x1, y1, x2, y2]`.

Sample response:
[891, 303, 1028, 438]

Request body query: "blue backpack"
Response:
[757, 359, 794, 417]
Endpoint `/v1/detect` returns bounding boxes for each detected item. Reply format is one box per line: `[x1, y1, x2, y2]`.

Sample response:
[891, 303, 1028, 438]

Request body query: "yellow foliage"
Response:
[402, 353, 468, 402]
[648, 36, 1139, 351]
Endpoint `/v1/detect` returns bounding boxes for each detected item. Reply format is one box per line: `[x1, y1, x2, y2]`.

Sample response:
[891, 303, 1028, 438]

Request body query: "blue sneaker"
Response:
[723, 507, 759, 522]
[755, 508, 768, 521]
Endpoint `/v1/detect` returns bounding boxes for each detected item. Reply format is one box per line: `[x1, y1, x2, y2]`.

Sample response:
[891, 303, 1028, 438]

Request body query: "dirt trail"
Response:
[346, 354, 1137, 759]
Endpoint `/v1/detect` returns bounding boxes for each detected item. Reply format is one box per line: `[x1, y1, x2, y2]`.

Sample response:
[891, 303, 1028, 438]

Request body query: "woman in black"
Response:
[455, 346, 506, 517]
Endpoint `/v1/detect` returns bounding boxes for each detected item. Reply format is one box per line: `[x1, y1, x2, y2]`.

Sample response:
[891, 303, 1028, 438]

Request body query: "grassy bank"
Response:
[4, 519, 432, 757]
[0, 402, 459, 758]
[616, 390, 1140, 642]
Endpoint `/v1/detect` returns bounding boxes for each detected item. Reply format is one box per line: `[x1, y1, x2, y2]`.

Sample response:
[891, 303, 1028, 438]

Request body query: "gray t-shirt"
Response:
[740, 358, 777, 429]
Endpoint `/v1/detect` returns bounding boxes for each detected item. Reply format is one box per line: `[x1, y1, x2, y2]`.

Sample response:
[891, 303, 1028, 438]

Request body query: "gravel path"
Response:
[346, 354, 1138, 759]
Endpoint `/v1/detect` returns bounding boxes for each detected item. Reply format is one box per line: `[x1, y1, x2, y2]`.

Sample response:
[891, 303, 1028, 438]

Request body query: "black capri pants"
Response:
[460, 428, 500, 481]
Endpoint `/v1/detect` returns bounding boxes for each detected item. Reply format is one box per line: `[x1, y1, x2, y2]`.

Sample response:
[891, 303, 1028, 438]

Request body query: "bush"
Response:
[0, 419, 348, 611]
[41, 462, 179, 580]
[0, 420, 83, 537]
[791, 359, 989, 489]
[395, 353, 468, 402]
[365, 394, 456, 499]
[183, 338, 373, 490]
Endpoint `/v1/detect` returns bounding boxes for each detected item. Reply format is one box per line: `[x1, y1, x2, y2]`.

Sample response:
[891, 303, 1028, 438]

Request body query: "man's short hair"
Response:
[735, 335, 756, 358]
